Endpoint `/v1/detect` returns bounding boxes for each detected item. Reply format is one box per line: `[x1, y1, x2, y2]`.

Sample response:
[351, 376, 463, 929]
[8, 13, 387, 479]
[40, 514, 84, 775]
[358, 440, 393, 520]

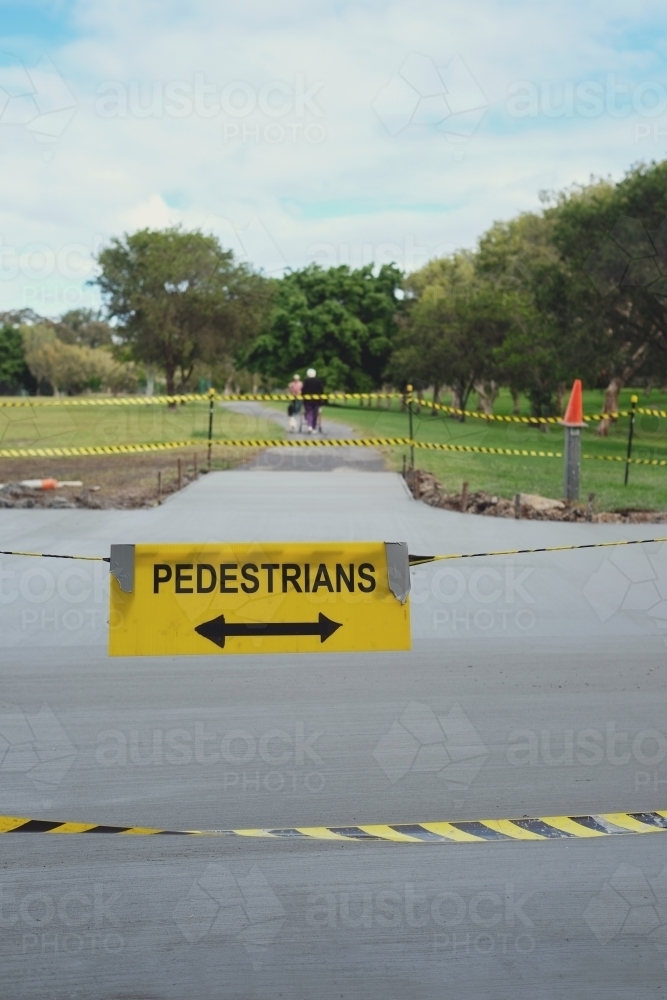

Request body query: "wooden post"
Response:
[514, 493, 521, 519]
[461, 481, 469, 513]
[586, 492, 595, 522]
[157, 470, 162, 505]
[177, 457, 182, 491]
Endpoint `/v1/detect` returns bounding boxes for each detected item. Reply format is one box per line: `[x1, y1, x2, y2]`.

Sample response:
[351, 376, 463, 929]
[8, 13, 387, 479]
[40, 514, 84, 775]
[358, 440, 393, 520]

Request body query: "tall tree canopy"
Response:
[0, 324, 33, 393]
[475, 211, 599, 416]
[244, 263, 403, 390]
[94, 227, 269, 393]
[545, 163, 667, 432]
[389, 253, 518, 414]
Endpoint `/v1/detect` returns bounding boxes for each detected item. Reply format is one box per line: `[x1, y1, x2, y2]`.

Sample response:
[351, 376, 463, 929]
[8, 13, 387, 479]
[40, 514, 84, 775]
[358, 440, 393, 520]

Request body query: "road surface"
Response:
[1, 468, 666, 997]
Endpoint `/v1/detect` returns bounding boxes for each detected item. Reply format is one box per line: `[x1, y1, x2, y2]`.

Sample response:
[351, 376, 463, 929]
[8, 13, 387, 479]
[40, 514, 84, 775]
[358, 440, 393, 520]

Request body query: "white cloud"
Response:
[0, 0, 666, 312]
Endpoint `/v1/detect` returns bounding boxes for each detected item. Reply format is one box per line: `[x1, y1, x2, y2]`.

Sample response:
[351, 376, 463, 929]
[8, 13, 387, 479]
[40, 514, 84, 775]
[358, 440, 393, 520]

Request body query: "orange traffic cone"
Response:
[562, 379, 586, 427]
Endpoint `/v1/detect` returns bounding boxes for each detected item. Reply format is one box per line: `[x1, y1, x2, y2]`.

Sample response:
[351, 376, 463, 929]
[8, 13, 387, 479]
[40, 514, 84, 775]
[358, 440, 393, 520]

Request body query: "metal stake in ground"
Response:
[406, 383, 414, 470]
[561, 379, 586, 502]
[624, 394, 638, 486]
[207, 387, 215, 471]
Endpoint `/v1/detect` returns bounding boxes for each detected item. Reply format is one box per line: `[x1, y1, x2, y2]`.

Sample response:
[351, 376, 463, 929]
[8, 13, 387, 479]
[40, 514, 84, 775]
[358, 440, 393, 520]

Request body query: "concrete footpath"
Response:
[1, 469, 667, 997]
[225, 398, 386, 469]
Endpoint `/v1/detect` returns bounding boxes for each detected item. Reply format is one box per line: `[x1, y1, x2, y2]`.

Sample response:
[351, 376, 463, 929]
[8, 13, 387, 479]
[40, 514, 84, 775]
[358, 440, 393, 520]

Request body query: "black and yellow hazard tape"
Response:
[583, 452, 667, 467]
[2, 810, 666, 841]
[415, 398, 667, 424]
[0, 391, 401, 409]
[419, 398, 564, 424]
[0, 437, 410, 460]
[407, 535, 667, 567]
[4, 390, 666, 426]
[4, 535, 667, 566]
[0, 549, 108, 562]
[413, 440, 562, 458]
[0, 438, 205, 459]
[2, 435, 665, 465]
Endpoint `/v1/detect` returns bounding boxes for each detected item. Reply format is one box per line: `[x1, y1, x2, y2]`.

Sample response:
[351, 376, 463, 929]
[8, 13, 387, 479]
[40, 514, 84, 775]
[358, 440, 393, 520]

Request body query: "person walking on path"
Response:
[302, 367, 324, 433]
[287, 373, 303, 432]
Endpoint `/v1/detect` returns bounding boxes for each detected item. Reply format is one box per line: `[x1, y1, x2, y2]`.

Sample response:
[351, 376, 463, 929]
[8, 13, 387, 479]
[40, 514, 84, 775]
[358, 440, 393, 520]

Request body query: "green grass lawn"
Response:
[3, 389, 666, 511]
[0, 399, 283, 451]
[319, 387, 667, 512]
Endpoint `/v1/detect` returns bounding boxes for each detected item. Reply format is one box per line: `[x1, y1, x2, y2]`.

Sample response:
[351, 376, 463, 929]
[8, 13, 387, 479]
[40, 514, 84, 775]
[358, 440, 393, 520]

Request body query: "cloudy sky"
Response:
[1, 0, 666, 314]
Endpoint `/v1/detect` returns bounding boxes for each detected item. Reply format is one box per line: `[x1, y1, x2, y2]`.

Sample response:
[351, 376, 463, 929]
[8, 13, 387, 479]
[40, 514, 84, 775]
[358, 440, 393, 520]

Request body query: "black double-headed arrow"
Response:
[195, 612, 342, 649]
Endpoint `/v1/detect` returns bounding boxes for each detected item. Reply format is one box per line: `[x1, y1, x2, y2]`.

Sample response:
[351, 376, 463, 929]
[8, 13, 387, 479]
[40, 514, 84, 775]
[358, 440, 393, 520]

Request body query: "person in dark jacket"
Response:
[302, 368, 324, 433]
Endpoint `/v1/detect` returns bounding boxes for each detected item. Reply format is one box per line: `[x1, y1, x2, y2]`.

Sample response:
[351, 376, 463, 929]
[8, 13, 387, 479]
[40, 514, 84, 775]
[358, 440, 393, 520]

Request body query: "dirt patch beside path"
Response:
[0, 448, 245, 509]
[406, 468, 667, 524]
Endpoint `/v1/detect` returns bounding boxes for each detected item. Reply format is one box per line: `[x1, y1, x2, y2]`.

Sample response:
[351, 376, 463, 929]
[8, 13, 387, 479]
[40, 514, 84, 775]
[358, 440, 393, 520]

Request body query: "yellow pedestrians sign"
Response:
[109, 542, 411, 656]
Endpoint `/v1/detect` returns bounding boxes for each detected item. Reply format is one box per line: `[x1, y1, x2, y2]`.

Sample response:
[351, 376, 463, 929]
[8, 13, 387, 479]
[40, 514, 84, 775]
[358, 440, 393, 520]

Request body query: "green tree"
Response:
[475, 211, 596, 416]
[57, 308, 114, 349]
[0, 324, 32, 391]
[94, 227, 268, 394]
[22, 324, 137, 395]
[545, 163, 667, 433]
[244, 263, 403, 390]
[389, 254, 515, 416]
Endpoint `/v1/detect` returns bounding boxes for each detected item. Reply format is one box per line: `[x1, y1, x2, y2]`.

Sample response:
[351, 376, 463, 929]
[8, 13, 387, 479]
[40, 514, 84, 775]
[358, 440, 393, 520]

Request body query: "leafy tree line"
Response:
[0, 308, 136, 396]
[5, 158, 667, 430]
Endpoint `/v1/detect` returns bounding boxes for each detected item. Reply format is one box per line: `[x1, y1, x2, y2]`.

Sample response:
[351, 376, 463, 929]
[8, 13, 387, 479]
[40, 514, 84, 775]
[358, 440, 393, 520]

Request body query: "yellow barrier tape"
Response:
[583, 453, 667, 467]
[0, 437, 411, 459]
[0, 435, 664, 465]
[418, 398, 638, 424]
[420, 398, 563, 424]
[3, 391, 666, 425]
[413, 440, 561, 458]
[0, 549, 108, 562]
[414, 439, 667, 464]
[407, 536, 667, 567]
[0, 393, 207, 408]
[4, 536, 667, 567]
[3, 809, 667, 840]
[0, 391, 402, 408]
